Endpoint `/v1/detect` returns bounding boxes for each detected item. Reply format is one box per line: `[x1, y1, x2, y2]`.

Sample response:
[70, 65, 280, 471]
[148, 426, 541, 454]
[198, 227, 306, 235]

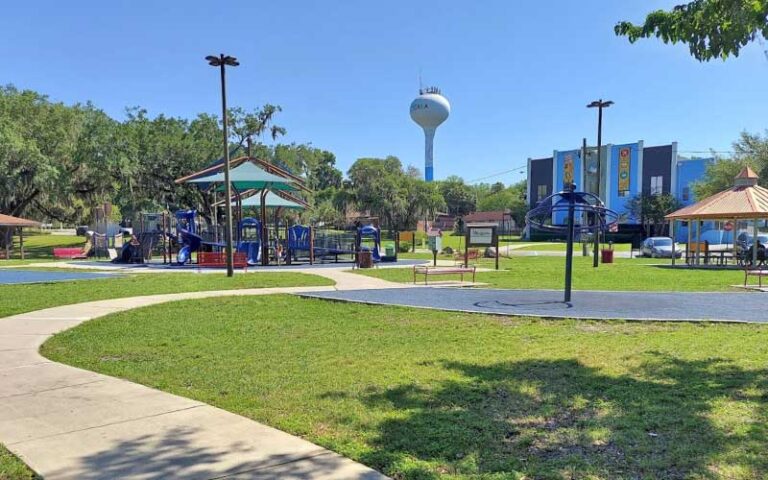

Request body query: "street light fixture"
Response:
[587, 99, 613, 268]
[207, 53, 239, 277]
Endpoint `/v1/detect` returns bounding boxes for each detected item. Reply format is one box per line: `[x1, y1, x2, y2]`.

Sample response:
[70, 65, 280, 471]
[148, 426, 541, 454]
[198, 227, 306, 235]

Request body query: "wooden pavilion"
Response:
[0, 213, 41, 260]
[665, 167, 768, 265]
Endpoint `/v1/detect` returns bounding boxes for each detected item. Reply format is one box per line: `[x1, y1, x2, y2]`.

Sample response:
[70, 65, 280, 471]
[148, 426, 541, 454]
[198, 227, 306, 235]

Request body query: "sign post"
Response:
[464, 223, 499, 270]
[427, 229, 442, 266]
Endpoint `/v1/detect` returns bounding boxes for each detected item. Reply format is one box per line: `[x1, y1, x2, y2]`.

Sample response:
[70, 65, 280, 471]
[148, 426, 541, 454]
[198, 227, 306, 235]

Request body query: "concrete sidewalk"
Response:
[0, 282, 390, 479]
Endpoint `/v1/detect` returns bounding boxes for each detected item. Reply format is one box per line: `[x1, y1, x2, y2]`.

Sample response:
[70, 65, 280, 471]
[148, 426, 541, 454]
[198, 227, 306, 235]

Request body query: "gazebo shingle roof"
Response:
[0, 214, 40, 228]
[666, 167, 768, 220]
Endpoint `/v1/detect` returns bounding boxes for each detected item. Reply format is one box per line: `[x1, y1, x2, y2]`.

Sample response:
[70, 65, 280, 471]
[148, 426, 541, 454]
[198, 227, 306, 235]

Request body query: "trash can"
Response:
[358, 250, 373, 268]
[601, 248, 614, 264]
[385, 246, 395, 257]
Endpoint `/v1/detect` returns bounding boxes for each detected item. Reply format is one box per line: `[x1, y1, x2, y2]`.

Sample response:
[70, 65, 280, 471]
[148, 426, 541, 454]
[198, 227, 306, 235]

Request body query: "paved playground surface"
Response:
[0, 269, 114, 285]
[301, 287, 768, 323]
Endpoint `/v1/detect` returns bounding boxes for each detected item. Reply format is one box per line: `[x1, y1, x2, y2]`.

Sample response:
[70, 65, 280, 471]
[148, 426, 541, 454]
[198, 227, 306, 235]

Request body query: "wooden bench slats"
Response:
[53, 247, 87, 259]
[198, 252, 249, 270]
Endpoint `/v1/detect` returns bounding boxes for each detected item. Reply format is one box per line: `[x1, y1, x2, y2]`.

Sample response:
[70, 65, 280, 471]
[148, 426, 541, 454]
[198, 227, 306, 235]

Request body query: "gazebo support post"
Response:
[309, 226, 314, 265]
[733, 217, 738, 264]
[19, 227, 24, 260]
[695, 219, 702, 265]
[753, 218, 759, 266]
[4, 228, 10, 259]
[260, 189, 269, 267]
[670, 220, 675, 266]
[212, 190, 218, 244]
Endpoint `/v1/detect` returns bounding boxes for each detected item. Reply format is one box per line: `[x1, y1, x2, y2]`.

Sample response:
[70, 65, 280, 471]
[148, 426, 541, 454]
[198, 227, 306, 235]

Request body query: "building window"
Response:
[650, 176, 663, 196]
[537, 184, 548, 199]
[682, 187, 690, 202]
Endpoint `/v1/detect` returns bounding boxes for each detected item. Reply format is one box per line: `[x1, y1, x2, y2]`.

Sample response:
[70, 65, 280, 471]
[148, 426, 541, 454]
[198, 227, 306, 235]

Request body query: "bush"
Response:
[398, 242, 412, 253]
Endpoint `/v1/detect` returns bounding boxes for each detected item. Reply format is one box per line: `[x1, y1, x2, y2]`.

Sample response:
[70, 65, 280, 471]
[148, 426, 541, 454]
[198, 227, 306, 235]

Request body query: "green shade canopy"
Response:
[232, 192, 306, 210]
[185, 162, 299, 192]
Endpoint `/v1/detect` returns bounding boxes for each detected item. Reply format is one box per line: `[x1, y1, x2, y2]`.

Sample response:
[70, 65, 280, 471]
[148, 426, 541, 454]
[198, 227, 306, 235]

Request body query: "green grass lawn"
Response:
[357, 256, 743, 292]
[0, 272, 333, 319]
[408, 234, 523, 252]
[43, 295, 768, 479]
[0, 270, 333, 477]
[0, 444, 38, 479]
[516, 242, 633, 252]
[13, 233, 84, 257]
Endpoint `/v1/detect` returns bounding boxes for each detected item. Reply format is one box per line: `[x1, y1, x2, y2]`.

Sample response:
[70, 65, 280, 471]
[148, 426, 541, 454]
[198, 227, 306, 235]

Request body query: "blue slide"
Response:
[238, 241, 261, 266]
[177, 229, 203, 265]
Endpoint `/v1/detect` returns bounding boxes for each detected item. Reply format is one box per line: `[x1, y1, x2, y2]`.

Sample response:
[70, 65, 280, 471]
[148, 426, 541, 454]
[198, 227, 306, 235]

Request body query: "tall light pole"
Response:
[206, 53, 239, 277]
[587, 99, 613, 268]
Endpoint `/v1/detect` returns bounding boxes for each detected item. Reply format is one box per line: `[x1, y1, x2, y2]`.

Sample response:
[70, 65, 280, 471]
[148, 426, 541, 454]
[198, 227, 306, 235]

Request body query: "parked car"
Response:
[639, 237, 682, 258]
[736, 232, 768, 250]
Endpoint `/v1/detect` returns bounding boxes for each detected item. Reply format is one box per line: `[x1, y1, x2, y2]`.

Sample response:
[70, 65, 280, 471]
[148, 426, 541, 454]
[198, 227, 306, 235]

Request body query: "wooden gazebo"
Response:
[665, 167, 768, 265]
[0, 213, 41, 260]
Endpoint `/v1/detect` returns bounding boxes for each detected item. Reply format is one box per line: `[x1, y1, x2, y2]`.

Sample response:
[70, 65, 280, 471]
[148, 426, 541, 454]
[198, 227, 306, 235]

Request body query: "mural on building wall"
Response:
[583, 148, 599, 196]
[563, 153, 574, 187]
[618, 147, 631, 195]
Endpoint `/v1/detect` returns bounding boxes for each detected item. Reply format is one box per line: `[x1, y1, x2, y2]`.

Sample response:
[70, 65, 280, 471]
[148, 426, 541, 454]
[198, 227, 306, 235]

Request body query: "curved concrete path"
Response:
[0, 269, 397, 479]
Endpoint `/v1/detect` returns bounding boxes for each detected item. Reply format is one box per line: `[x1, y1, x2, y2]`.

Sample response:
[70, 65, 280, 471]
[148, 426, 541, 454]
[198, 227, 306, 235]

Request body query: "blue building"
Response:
[526, 141, 714, 236]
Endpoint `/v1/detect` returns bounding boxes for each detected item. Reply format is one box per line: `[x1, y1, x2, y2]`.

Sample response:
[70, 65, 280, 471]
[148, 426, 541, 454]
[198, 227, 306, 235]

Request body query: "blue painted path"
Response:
[0, 270, 114, 285]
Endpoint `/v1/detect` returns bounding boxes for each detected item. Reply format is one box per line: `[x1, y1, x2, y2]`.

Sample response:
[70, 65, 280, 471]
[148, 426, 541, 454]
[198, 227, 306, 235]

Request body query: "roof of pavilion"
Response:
[214, 190, 309, 210]
[175, 156, 309, 192]
[666, 167, 768, 220]
[0, 213, 41, 228]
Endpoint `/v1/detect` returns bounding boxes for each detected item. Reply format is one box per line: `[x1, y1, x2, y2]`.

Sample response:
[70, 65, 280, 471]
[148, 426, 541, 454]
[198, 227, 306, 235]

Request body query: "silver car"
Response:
[639, 237, 682, 258]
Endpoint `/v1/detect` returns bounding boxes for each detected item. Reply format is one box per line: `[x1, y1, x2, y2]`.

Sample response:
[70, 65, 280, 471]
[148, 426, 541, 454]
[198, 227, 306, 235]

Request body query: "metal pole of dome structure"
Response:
[564, 183, 576, 302]
[587, 99, 613, 268]
[206, 54, 239, 277]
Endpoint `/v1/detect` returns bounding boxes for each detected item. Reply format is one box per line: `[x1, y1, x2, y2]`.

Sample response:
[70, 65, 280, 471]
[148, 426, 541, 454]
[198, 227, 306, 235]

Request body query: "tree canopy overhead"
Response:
[615, 0, 768, 61]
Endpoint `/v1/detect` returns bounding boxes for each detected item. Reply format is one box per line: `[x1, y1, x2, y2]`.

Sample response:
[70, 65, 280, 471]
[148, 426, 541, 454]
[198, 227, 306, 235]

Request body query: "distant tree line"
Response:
[0, 85, 528, 237]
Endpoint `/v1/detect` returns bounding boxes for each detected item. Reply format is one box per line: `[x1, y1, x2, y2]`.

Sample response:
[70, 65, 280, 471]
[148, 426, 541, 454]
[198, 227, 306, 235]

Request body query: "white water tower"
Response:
[410, 87, 450, 182]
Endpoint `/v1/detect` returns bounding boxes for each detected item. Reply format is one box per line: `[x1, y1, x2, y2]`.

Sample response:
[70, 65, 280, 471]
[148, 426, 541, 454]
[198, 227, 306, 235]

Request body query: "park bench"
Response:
[413, 265, 476, 285]
[53, 247, 88, 259]
[197, 251, 249, 271]
[744, 265, 768, 287]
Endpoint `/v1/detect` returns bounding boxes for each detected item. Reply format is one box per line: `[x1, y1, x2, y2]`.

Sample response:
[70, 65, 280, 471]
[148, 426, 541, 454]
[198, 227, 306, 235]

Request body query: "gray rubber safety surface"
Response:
[300, 287, 766, 323]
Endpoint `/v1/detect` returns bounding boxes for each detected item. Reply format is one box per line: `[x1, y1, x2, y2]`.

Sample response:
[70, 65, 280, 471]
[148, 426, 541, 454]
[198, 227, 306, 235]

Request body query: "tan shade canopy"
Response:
[0, 213, 40, 228]
[665, 167, 768, 220]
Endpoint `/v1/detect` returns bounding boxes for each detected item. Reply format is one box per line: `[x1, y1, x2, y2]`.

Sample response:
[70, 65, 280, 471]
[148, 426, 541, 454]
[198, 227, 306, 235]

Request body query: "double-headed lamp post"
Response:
[206, 54, 239, 277]
[587, 99, 613, 268]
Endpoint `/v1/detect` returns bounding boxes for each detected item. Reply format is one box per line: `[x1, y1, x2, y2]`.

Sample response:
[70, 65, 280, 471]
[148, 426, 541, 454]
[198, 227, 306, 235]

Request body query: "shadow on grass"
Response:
[356, 355, 768, 479]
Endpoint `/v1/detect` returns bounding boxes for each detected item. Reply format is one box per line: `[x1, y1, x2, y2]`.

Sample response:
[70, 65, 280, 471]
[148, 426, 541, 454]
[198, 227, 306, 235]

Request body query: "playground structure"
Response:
[526, 184, 619, 301]
[89, 203, 124, 258]
[286, 224, 398, 265]
[170, 156, 401, 268]
[125, 206, 401, 268]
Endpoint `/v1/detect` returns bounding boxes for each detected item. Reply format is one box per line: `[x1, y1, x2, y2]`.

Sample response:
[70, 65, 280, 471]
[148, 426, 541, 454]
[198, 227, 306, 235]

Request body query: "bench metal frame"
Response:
[413, 265, 476, 285]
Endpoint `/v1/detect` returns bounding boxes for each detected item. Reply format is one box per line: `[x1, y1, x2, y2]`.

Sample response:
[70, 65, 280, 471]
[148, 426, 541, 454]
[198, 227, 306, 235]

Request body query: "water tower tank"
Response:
[410, 87, 450, 182]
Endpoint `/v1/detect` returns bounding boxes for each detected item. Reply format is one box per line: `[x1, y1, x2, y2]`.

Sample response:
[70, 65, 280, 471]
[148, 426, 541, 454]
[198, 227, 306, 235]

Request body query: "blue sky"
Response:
[3, 1, 767, 184]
